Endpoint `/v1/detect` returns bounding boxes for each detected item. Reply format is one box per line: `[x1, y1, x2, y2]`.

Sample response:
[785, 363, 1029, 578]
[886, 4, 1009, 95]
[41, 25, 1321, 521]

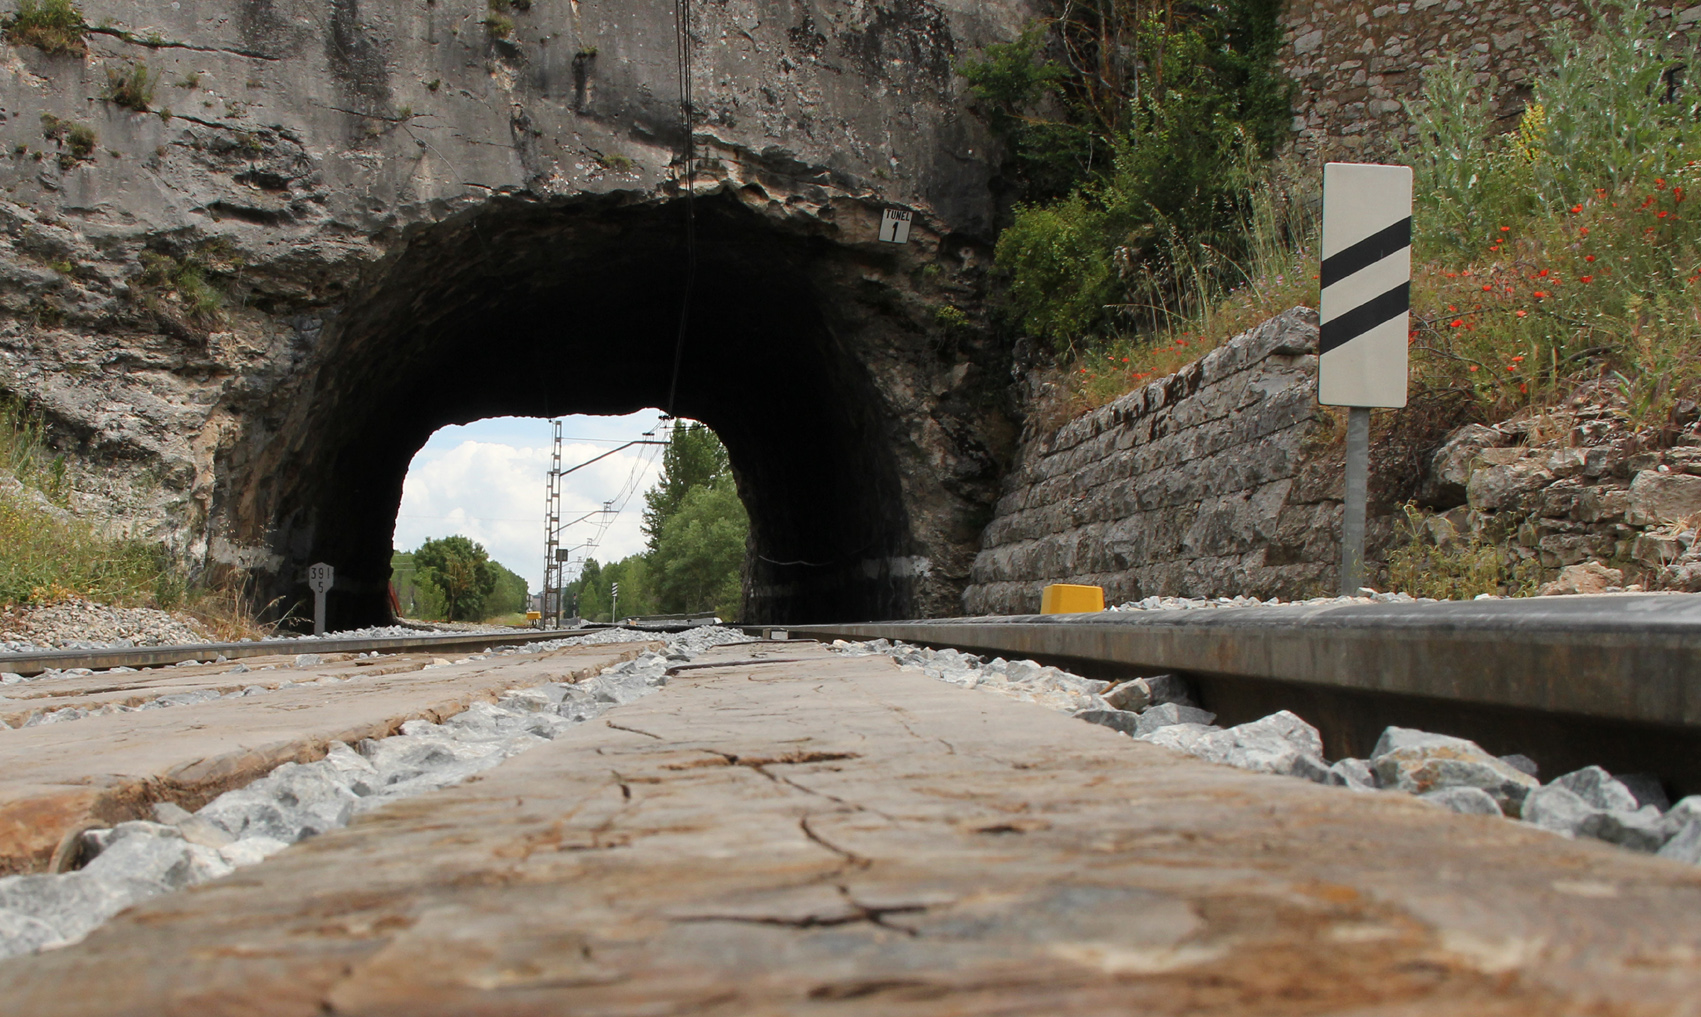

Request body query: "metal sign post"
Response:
[1318, 162, 1412, 596]
[307, 562, 334, 636]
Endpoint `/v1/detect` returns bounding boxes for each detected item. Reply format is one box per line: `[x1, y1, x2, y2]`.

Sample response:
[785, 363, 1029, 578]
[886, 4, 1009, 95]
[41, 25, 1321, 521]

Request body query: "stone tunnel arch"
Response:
[221, 192, 961, 630]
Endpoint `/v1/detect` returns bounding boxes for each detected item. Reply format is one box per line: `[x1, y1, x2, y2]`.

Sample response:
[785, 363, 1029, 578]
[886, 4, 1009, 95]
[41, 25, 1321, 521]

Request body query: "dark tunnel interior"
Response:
[257, 194, 921, 630]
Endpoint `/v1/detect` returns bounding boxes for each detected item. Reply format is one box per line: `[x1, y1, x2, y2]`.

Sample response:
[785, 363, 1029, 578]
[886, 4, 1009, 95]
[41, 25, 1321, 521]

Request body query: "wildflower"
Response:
[1580, 275, 1593, 283]
[1579, 227, 1589, 236]
[1121, 357, 1129, 363]
[1597, 188, 1608, 197]
[1660, 211, 1671, 218]
[1571, 204, 1583, 213]
[1538, 269, 1549, 277]
[1520, 383, 1528, 394]
[1657, 178, 1667, 189]
[1499, 226, 1511, 232]
[1448, 305, 1457, 312]
[1469, 365, 1479, 372]
[1507, 364, 1518, 372]
[1450, 319, 1464, 328]
[1176, 339, 1189, 346]
[1585, 254, 1595, 262]
[1677, 187, 1686, 203]
[1511, 355, 1524, 362]
[1534, 290, 1548, 298]
[1482, 284, 1492, 291]
[1642, 196, 1656, 209]
[1516, 310, 1528, 317]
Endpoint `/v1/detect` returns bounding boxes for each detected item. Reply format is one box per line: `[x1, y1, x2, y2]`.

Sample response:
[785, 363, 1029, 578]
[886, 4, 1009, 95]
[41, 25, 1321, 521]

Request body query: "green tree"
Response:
[412, 535, 498, 621]
[958, 0, 1294, 346]
[486, 560, 530, 618]
[565, 553, 657, 622]
[642, 420, 730, 550]
[651, 477, 748, 618]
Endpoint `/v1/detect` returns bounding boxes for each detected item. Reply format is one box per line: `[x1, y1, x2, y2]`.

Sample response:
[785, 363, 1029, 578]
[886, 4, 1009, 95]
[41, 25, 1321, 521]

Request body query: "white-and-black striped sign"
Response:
[1318, 163, 1412, 408]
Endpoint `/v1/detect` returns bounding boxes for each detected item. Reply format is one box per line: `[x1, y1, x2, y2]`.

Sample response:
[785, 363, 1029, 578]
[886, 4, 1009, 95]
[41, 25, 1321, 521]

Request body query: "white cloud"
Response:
[391, 415, 668, 592]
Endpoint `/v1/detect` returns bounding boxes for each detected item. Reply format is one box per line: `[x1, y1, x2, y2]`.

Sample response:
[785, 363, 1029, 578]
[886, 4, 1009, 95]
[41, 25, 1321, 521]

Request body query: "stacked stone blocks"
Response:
[965, 308, 1341, 615]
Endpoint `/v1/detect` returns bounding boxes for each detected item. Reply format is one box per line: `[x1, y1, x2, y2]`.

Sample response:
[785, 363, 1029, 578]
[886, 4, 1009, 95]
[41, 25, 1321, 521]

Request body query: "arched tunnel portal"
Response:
[220, 193, 1011, 630]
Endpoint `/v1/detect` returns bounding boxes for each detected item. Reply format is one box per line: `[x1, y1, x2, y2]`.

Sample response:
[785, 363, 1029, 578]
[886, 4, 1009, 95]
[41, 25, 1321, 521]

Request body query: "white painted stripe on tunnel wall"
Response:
[1319, 162, 1411, 409]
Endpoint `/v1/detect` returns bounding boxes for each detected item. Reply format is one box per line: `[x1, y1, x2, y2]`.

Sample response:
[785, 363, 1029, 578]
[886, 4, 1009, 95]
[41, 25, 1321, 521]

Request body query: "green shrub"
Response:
[1403, 0, 1701, 422]
[0, 400, 167, 607]
[132, 249, 228, 324]
[2, 0, 86, 56]
[40, 113, 95, 169]
[961, 0, 1293, 350]
[104, 61, 157, 112]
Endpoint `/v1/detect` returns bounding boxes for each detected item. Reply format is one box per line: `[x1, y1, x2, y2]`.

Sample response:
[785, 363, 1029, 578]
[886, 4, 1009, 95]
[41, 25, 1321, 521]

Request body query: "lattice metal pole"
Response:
[541, 420, 563, 629]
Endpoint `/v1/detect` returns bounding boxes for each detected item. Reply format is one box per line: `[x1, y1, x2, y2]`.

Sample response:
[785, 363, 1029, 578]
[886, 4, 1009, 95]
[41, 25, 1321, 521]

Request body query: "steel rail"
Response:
[787, 595, 1701, 728]
[0, 628, 599, 678]
[783, 594, 1701, 792]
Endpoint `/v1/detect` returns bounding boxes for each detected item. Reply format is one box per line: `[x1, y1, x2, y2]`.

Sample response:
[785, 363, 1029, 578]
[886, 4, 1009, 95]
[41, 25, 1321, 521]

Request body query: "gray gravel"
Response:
[0, 600, 211, 653]
[831, 638, 1701, 868]
[0, 626, 755, 962]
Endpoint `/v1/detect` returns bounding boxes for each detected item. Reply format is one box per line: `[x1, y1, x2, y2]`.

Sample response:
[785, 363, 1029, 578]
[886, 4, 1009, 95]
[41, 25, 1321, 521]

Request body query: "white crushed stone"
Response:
[0, 626, 755, 961]
[1108, 591, 1428, 612]
[831, 638, 1701, 867]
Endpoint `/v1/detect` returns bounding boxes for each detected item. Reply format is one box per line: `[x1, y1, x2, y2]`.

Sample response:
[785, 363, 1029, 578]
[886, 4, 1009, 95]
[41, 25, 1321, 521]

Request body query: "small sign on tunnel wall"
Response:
[879, 209, 913, 244]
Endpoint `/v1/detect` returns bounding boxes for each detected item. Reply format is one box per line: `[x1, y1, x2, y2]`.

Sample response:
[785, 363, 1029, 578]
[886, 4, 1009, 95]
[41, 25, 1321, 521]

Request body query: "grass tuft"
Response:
[2, 0, 86, 56]
[104, 61, 157, 112]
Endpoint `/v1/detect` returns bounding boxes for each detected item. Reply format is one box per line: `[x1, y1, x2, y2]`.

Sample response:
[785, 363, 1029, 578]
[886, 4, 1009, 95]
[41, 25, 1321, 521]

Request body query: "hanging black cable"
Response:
[665, 0, 697, 417]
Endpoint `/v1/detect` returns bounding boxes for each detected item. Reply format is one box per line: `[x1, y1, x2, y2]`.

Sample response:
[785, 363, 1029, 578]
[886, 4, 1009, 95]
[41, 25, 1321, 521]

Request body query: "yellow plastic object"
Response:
[1040, 584, 1105, 615]
[525, 611, 541, 621]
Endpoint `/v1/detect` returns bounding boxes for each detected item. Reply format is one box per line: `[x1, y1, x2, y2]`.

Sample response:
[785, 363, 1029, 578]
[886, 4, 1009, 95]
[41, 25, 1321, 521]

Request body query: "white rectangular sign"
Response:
[1318, 162, 1412, 408]
[879, 208, 912, 244]
[307, 562, 334, 593]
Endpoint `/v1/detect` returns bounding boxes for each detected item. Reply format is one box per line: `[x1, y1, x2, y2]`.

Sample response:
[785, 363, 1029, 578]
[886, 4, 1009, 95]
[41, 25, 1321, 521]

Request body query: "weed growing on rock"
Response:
[131, 246, 234, 326]
[1, 0, 86, 56]
[39, 113, 95, 169]
[484, 0, 514, 40]
[104, 61, 158, 112]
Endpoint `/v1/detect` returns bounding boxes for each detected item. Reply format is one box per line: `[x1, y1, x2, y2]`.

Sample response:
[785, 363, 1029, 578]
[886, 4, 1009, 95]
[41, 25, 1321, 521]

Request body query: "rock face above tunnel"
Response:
[0, 0, 1026, 625]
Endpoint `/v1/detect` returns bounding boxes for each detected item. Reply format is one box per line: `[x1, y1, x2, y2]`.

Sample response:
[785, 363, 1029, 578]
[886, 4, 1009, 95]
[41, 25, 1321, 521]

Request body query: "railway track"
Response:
[785, 592, 1701, 795]
[0, 604, 1697, 1012]
[0, 627, 594, 678]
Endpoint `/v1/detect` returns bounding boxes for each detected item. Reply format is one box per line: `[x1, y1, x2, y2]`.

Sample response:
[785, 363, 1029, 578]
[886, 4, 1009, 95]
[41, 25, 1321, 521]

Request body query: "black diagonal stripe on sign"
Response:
[1320, 282, 1410, 355]
[1320, 216, 1411, 288]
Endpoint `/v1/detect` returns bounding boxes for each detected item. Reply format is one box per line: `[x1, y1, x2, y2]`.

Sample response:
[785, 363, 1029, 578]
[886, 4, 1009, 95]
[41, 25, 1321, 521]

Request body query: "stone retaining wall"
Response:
[964, 308, 1343, 615]
[1278, 1, 1701, 164]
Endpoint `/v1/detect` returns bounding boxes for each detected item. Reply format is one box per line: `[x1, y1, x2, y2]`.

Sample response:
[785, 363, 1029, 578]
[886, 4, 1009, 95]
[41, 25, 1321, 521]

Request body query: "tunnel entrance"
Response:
[225, 193, 970, 630]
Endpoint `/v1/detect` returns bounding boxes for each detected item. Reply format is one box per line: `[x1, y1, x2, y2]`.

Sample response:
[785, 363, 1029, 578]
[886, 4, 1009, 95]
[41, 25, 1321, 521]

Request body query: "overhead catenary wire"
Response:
[664, 0, 696, 417]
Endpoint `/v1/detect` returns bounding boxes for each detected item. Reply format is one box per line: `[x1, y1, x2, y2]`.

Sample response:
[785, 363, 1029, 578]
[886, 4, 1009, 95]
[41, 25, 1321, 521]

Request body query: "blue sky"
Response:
[391, 410, 670, 592]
